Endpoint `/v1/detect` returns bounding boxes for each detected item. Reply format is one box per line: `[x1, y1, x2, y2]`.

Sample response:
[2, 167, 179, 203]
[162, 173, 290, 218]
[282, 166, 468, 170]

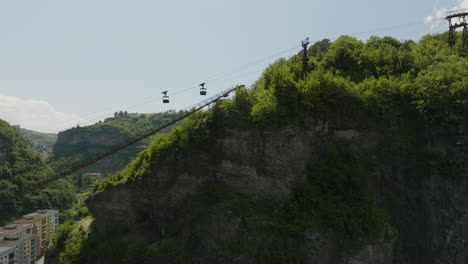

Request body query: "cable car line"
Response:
[2, 18, 438, 201]
[0, 87, 237, 206]
[40, 19, 433, 133]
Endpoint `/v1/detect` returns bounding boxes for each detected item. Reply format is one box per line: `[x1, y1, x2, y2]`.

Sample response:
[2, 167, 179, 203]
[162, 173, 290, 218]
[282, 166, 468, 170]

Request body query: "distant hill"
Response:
[0, 120, 75, 225]
[16, 127, 57, 157]
[49, 111, 180, 176]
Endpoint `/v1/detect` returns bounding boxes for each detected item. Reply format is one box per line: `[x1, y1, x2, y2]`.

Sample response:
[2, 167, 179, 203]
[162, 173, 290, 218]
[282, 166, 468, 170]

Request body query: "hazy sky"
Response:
[0, 0, 466, 133]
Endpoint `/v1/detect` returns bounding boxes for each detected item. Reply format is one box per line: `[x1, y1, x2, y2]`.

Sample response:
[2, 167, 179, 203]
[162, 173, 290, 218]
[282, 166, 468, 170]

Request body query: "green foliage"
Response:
[251, 59, 296, 126]
[322, 36, 366, 82]
[212, 86, 253, 128]
[17, 127, 57, 156]
[142, 239, 190, 264]
[298, 69, 356, 113]
[49, 111, 179, 174]
[307, 39, 331, 60]
[54, 220, 76, 253]
[0, 119, 76, 225]
[413, 59, 468, 127]
[301, 144, 386, 242]
[95, 111, 213, 190]
[59, 192, 91, 223]
[58, 223, 188, 264]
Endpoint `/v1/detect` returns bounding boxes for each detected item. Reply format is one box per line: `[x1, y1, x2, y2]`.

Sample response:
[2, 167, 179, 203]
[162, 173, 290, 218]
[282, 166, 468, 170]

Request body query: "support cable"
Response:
[0, 87, 236, 205]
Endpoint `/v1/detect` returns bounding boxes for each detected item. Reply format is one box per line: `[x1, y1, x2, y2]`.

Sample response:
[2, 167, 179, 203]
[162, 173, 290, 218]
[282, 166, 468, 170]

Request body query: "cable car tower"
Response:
[445, 9, 468, 48]
[301, 38, 310, 78]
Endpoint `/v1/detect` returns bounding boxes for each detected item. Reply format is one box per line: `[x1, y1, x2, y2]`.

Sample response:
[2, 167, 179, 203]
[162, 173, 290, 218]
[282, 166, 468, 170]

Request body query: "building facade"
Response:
[0, 246, 15, 264]
[12, 215, 47, 256]
[1, 209, 59, 262]
[0, 234, 37, 264]
[35, 210, 59, 244]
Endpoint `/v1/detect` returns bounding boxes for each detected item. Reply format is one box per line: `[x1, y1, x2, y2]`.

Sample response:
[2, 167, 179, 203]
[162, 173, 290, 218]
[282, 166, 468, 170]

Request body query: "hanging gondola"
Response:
[162, 91, 170, 103]
[199, 82, 207, 95]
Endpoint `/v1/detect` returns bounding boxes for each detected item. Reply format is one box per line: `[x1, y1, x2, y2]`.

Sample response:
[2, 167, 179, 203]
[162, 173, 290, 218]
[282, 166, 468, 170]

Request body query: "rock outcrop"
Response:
[85, 105, 468, 264]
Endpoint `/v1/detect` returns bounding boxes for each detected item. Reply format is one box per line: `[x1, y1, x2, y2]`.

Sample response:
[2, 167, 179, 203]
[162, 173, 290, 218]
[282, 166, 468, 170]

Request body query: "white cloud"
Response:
[0, 95, 85, 133]
[425, 0, 468, 30]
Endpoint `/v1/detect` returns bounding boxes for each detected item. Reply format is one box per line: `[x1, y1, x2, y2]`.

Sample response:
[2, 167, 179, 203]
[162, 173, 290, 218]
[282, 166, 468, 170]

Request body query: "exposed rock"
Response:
[86, 108, 468, 263]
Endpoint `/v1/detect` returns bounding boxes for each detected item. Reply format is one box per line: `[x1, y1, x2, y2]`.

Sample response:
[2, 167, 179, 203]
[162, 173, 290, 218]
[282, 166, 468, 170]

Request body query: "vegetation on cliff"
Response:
[58, 32, 468, 263]
[0, 120, 76, 225]
[97, 32, 468, 190]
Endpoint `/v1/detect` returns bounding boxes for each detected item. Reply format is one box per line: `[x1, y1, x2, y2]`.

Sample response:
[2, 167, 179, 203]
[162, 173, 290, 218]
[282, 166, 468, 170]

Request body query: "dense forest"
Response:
[50, 111, 179, 170]
[52, 32, 468, 264]
[48, 111, 179, 191]
[17, 127, 58, 157]
[0, 120, 76, 225]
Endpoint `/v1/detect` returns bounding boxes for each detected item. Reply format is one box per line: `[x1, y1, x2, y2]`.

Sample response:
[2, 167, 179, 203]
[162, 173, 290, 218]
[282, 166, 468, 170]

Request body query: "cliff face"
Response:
[79, 34, 468, 264]
[85, 108, 396, 264]
[52, 125, 138, 173]
[54, 127, 126, 147]
[86, 108, 468, 264]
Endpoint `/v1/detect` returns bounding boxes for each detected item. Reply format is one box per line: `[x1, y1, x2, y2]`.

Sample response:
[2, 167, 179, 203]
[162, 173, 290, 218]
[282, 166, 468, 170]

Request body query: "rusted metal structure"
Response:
[445, 9, 468, 48]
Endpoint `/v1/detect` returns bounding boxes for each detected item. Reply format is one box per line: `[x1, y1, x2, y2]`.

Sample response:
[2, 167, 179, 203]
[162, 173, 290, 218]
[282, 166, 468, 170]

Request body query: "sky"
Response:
[0, 0, 466, 133]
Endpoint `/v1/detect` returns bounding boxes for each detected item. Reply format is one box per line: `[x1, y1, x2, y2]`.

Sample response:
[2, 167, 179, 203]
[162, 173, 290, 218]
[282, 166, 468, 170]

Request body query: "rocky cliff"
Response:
[86, 107, 468, 264]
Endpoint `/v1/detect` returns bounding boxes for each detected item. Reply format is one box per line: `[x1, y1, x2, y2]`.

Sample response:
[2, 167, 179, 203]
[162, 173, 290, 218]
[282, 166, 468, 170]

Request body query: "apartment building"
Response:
[12, 215, 47, 256]
[0, 234, 37, 264]
[35, 210, 59, 243]
[2, 209, 59, 261]
[0, 246, 15, 264]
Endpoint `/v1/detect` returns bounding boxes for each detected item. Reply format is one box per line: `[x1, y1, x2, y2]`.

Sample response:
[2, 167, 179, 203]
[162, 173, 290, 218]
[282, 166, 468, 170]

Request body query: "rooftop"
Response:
[36, 209, 59, 215]
[0, 246, 13, 254]
[0, 234, 36, 247]
[0, 224, 31, 238]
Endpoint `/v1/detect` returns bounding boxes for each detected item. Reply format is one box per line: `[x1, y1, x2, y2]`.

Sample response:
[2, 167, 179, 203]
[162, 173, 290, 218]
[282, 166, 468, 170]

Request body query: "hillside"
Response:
[17, 127, 58, 157]
[55, 32, 468, 264]
[0, 120, 75, 225]
[49, 111, 179, 176]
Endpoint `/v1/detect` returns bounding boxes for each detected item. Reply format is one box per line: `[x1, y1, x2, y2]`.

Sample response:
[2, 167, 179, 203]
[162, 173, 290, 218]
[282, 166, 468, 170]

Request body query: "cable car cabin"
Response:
[162, 91, 170, 103]
[199, 82, 207, 95]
